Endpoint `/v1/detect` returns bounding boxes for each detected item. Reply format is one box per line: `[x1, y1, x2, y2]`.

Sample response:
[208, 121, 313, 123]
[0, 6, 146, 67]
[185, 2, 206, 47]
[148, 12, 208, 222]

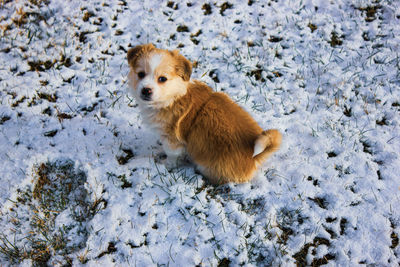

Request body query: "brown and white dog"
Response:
[127, 43, 281, 184]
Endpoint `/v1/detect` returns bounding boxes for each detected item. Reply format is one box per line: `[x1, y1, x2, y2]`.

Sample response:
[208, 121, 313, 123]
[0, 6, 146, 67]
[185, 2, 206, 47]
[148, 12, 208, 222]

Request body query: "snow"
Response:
[0, 0, 399, 266]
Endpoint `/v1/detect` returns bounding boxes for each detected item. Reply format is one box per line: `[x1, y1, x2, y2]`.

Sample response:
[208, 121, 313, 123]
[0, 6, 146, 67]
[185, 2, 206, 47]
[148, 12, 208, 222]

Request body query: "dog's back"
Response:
[179, 81, 280, 184]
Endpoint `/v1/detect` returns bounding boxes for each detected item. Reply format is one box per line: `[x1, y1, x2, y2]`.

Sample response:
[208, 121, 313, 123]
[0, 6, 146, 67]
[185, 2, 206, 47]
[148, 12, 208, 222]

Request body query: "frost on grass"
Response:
[84, 165, 293, 266]
[0, 0, 400, 266]
[0, 159, 94, 266]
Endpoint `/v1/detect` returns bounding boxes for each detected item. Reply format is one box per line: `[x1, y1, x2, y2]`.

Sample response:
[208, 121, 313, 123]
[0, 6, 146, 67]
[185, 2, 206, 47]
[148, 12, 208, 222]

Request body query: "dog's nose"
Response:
[141, 87, 152, 101]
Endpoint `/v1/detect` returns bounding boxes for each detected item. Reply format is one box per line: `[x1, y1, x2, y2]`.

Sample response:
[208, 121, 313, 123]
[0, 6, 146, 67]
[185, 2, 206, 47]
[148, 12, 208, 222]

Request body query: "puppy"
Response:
[127, 43, 281, 184]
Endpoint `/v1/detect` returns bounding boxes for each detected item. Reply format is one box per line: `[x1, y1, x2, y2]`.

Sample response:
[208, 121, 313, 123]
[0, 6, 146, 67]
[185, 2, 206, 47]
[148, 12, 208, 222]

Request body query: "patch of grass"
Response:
[293, 237, 334, 266]
[107, 172, 132, 189]
[376, 116, 389, 126]
[308, 23, 317, 33]
[115, 29, 124, 36]
[10, 8, 47, 27]
[39, 80, 49, 86]
[0, 159, 98, 265]
[37, 91, 57, 102]
[28, 0, 50, 7]
[80, 102, 98, 113]
[11, 96, 27, 108]
[219, 2, 233, 16]
[340, 218, 348, 235]
[58, 54, 73, 68]
[209, 69, 220, 83]
[77, 30, 92, 43]
[360, 139, 373, 155]
[238, 222, 278, 266]
[202, 3, 212, 15]
[247, 68, 264, 82]
[82, 10, 95, 22]
[97, 242, 117, 258]
[269, 36, 283, 43]
[57, 112, 74, 122]
[276, 208, 306, 246]
[116, 148, 135, 165]
[308, 196, 328, 209]
[240, 197, 266, 215]
[44, 129, 58, 137]
[356, 5, 381, 22]
[27, 54, 72, 72]
[27, 91, 57, 107]
[329, 31, 343, 47]
[177, 25, 189, 33]
[217, 257, 230, 267]
[391, 232, 399, 249]
[166, 1, 178, 10]
[28, 59, 55, 72]
[327, 151, 337, 158]
[190, 30, 202, 45]
[0, 115, 11, 125]
[343, 105, 352, 117]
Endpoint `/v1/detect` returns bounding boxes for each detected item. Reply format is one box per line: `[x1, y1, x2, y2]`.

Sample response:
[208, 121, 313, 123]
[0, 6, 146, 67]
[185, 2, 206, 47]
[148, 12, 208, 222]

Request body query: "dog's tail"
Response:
[252, 129, 282, 162]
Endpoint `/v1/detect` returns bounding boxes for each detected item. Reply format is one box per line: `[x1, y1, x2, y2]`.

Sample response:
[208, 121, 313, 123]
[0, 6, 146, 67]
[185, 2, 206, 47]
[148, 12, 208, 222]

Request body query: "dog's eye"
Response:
[158, 76, 167, 83]
[138, 72, 145, 78]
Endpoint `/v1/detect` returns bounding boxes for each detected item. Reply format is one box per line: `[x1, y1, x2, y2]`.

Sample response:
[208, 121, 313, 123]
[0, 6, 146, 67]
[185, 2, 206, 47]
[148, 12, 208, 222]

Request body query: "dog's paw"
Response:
[154, 152, 167, 163]
[181, 154, 192, 165]
[164, 154, 192, 171]
[164, 157, 180, 171]
[194, 165, 203, 175]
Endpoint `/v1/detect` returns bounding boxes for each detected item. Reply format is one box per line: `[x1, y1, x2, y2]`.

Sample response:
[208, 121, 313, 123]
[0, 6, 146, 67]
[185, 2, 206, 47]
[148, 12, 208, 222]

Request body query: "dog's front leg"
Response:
[161, 139, 186, 170]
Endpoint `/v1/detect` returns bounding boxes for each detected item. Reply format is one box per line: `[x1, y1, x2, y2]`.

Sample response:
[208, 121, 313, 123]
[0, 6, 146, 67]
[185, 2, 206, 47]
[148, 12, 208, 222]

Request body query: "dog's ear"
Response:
[171, 50, 192, 81]
[127, 43, 156, 65]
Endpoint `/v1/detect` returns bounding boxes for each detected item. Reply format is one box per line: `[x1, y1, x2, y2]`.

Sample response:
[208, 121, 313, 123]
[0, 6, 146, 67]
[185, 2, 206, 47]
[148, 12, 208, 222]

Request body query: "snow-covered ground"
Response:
[0, 0, 399, 266]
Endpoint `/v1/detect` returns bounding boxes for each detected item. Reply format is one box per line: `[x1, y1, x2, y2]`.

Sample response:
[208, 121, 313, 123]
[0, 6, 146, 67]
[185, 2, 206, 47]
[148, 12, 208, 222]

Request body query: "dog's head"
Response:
[127, 43, 192, 108]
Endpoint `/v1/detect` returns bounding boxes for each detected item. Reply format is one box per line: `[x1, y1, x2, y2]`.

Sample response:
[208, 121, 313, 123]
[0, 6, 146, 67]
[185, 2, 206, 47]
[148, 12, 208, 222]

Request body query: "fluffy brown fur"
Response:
[127, 44, 281, 184]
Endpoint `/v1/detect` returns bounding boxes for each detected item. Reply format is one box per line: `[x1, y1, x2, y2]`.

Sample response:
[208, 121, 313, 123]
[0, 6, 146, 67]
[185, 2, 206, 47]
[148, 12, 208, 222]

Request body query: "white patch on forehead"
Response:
[149, 53, 163, 72]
